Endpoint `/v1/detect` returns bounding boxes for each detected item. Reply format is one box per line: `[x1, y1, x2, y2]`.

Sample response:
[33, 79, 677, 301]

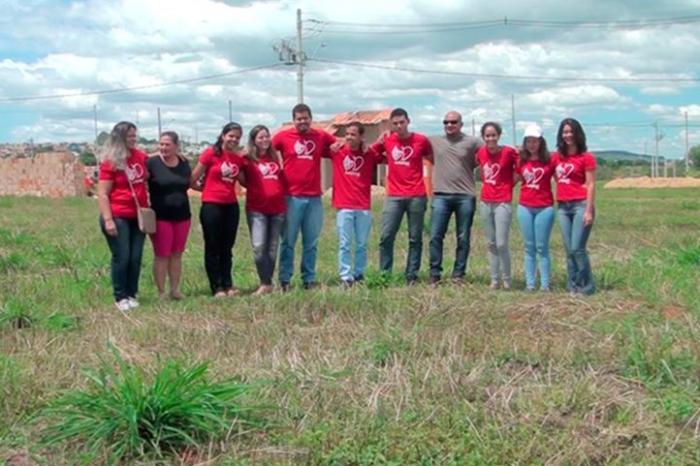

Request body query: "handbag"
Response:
[126, 167, 157, 234]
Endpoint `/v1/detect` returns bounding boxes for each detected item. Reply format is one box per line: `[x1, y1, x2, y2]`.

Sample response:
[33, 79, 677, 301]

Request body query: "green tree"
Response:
[96, 131, 109, 146]
[690, 145, 700, 167]
[79, 151, 97, 166]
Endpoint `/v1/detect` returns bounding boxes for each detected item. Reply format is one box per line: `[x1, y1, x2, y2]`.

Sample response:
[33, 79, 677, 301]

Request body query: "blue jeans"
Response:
[379, 196, 427, 281]
[247, 212, 284, 286]
[336, 209, 372, 281]
[429, 194, 476, 279]
[100, 216, 146, 301]
[279, 196, 323, 284]
[517, 205, 555, 290]
[558, 201, 595, 295]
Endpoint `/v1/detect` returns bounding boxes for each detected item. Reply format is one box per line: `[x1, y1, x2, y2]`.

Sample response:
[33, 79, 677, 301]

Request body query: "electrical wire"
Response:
[0, 63, 283, 103]
[308, 57, 699, 83]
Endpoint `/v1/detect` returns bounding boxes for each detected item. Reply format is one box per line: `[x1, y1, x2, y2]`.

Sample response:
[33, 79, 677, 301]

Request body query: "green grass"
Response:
[1, 188, 700, 464]
[39, 345, 261, 465]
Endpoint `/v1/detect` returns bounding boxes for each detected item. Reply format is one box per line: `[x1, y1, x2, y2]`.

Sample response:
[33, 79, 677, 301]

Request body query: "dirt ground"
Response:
[604, 176, 700, 188]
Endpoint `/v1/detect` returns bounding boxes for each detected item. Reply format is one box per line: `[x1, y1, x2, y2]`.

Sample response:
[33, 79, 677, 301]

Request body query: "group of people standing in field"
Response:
[97, 104, 596, 312]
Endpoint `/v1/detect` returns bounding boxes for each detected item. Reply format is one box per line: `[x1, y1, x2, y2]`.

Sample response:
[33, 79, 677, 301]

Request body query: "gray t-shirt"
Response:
[430, 133, 482, 195]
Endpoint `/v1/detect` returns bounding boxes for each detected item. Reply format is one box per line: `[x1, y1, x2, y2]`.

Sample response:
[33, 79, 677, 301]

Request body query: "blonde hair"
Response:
[101, 121, 136, 169]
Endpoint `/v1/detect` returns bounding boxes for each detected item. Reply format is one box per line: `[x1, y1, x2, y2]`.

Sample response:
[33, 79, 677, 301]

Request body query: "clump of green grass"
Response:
[0, 298, 33, 329]
[0, 251, 28, 274]
[40, 346, 263, 464]
[676, 244, 700, 266]
[364, 331, 410, 367]
[623, 327, 696, 387]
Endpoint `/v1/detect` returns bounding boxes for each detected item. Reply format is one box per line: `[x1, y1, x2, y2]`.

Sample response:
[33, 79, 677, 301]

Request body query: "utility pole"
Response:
[92, 104, 98, 143]
[273, 8, 305, 103]
[157, 107, 162, 138]
[510, 94, 516, 145]
[228, 100, 233, 122]
[644, 141, 650, 177]
[685, 111, 690, 175]
[296, 9, 304, 103]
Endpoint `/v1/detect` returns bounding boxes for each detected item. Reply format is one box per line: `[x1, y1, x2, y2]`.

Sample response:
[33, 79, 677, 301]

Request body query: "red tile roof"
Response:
[275, 109, 391, 135]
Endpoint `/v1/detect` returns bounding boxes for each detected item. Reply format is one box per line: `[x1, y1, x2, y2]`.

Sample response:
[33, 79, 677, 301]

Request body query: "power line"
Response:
[308, 57, 700, 83]
[0, 63, 283, 103]
[307, 14, 700, 34]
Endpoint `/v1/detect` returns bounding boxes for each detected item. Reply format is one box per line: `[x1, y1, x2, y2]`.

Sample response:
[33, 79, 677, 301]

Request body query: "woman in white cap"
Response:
[515, 124, 555, 291]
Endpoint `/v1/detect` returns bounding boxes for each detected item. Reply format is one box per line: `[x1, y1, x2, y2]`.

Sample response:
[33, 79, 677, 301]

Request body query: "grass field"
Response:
[1, 188, 699, 465]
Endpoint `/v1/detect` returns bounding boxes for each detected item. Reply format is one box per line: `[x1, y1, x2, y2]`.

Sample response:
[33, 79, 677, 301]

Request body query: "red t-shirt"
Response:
[271, 128, 336, 196]
[476, 145, 516, 203]
[99, 148, 149, 219]
[198, 146, 244, 204]
[371, 132, 432, 197]
[331, 144, 381, 210]
[516, 158, 555, 208]
[551, 152, 596, 202]
[242, 155, 287, 214]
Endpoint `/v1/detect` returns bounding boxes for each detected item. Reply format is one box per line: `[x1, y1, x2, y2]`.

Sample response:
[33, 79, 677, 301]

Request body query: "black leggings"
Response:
[199, 202, 240, 294]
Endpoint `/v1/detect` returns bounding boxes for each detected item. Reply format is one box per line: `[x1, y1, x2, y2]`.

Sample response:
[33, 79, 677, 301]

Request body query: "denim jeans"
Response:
[517, 205, 555, 290]
[200, 202, 240, 294]
[279, 196, 323, 284]
[247, 212, 285, 285]
[558, 201, 595, 295]
[100, 216, 146, 301]
[379, 196, 427, 281]
[479, 201, 512, 285]
[336, 209, 372, 281]
[429, 194, 476, 280]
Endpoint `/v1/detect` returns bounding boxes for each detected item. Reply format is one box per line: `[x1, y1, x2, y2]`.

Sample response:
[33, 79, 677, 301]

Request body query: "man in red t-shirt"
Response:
[331, 122, 381, 286]
[272, 103, 336, 290]
[371, 108, 433, 284]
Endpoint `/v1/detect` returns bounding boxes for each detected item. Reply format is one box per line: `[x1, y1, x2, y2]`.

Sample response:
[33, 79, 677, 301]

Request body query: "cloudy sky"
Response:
[1, 0, 699, 157]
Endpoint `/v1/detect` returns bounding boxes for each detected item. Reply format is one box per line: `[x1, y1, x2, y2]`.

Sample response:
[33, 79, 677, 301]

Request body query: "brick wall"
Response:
[0, 152, 85, 197]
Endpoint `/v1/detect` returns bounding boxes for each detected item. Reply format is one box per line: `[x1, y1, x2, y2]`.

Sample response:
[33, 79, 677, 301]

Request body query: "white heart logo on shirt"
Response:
[258, 162, 279, 177]
[556, 163, 575, 183]
[342, 154, 364, 173]
[523, 167, 545, 188]
[483, 163, 500, 183]
[391, 145, 413, 163]
[125, 163, 144, 182]
[294, 139, 316, 157]
[220, 161, 239, 180]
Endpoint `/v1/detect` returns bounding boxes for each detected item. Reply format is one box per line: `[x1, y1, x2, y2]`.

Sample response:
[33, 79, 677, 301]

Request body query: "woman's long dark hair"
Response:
[214, 122, 242, 156]
[520, 136, 550, 164]
[246, 125, 281, 164]
[557, 118, 587, 155]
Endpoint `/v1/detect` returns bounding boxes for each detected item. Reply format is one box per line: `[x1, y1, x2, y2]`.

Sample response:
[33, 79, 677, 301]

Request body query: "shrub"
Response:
[40, 346, 262, 464]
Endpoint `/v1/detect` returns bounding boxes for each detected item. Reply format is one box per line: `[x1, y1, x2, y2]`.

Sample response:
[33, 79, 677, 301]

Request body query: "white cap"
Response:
[523, 124, 542, 139]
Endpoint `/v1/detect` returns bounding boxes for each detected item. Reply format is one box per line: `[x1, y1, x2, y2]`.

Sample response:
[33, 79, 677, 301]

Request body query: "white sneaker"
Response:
[127, 297, 140, 309]
[115, 299, 131, 312]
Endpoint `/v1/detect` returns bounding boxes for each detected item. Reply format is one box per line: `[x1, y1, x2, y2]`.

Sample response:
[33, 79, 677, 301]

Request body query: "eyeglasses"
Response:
[443, 120, 461, 125]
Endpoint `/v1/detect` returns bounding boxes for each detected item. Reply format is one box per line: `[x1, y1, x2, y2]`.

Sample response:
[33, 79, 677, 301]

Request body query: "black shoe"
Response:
[303, 282, 317, 290]
[340, 279, 354, 289]
[353, 274, 364, 283]
[280, 282, 290, 292]
[406, 278, 418, 286]
[429, 276, 440, 288]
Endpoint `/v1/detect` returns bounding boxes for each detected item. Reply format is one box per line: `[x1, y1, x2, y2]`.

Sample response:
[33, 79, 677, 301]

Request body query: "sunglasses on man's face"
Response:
[443, 120, 461, 125]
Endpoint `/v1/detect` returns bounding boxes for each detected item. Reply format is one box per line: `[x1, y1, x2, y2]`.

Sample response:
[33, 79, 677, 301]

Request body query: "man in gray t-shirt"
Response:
[428, 111, 482, 285]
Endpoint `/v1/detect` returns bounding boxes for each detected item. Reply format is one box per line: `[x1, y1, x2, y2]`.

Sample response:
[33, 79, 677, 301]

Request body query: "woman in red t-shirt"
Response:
[552, 118, 596, 295]
[477, 121, 516, 289]
[190, 122, 245, 298]
[515, 124, 555, 292]
[240, 125, 287, 295]
[97, 121, 149, 312]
